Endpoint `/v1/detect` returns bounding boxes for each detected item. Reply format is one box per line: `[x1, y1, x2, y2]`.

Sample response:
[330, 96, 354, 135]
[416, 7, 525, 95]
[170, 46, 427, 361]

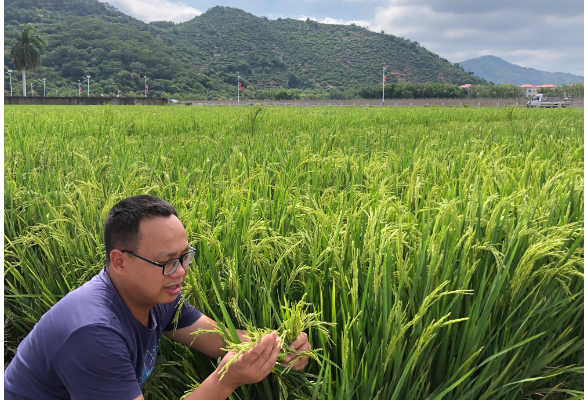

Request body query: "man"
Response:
[5, 195, 312, 399]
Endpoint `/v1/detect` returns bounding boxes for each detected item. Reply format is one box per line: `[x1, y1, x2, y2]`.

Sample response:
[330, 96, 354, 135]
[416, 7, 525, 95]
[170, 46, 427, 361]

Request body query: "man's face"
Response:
[124, 215, 190, 306]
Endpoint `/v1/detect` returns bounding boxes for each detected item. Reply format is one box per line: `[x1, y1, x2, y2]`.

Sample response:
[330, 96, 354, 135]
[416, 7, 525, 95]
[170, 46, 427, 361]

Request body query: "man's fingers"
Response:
[240, 333, 274, 365]
[291, 345, 311, 368]
[284, 333, 311, 364]
[260, 335, 282, 373]
[290, 341, 311, 355]
[248, 332, 277, 370]
[288, 332, 308, 350]
[291, 356, 309, 371]
[232, 331, 310, 377]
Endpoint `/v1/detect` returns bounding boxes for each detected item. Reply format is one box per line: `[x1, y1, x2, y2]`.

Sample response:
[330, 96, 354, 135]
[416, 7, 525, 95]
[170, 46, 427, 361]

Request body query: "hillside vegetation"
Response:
[4, 0, 486, 98]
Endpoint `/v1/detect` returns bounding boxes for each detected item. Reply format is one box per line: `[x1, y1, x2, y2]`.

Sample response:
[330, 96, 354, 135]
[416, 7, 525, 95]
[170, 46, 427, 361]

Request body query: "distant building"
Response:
[520, 84, 539, 97]
[459, 84, 472, 88]
[520, 84, 558, 97]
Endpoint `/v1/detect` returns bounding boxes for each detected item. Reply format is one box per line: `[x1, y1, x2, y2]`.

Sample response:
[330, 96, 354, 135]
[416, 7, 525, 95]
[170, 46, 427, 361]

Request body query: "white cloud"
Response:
[366, 4, 583, 75]
[297, 0, 582, 75]
[107, 0, 202, 23]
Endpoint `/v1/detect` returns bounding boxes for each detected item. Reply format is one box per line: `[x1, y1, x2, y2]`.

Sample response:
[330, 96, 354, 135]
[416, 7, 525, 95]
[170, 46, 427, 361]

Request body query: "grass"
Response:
[4, 104, 584, 399]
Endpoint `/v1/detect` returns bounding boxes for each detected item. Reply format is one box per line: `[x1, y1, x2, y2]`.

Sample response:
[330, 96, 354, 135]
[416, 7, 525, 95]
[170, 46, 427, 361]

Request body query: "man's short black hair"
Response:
[104, 195, 178, 264]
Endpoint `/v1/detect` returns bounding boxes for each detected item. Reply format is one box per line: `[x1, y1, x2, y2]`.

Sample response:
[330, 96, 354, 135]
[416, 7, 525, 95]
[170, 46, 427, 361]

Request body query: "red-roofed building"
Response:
[539, 84, 557, 88]
[459, 84, 472, 88]
[519, 84, 539, 97]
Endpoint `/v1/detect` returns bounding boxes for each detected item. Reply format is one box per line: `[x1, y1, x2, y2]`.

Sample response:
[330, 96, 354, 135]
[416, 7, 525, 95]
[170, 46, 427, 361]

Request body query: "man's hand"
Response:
[216, 332, 282, 392]
[280, 332, 311, 371]
[164, 316, 253, 360]
[164, 315, 311, 373]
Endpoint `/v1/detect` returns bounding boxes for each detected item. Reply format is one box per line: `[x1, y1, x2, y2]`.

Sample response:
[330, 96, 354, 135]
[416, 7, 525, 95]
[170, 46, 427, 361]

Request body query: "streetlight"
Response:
[38, 78, 46, 97]
[382, 66, 387, 106]
[78, 80, 81, 97]
[144, 76, 148, 98]
[6, 70, 12, 96]
[237, 75, 241, 104]
[85, 75, 90, 97]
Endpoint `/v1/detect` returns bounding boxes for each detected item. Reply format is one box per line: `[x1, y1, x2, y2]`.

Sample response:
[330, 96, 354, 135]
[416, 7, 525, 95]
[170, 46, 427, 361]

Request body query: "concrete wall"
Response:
[4, 97, 166, 106]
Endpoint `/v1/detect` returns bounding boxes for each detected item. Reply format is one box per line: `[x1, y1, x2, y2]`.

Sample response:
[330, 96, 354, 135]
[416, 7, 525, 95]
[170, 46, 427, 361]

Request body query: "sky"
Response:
[105, 0, 585, 76]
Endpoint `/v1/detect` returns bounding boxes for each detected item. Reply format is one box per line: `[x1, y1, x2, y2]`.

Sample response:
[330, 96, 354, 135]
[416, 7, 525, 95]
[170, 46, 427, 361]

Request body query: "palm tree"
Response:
[10, 24, 48, 97]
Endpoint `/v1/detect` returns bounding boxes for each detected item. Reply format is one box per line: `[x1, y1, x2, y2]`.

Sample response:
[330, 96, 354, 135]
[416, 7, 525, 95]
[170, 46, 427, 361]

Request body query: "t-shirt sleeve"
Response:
[163, 296, 202, 332]
[52, 325, 142, 400]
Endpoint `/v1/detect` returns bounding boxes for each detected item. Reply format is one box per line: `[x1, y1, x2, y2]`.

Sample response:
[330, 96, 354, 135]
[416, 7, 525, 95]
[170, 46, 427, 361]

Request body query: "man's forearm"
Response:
[184, 371, 235, 400]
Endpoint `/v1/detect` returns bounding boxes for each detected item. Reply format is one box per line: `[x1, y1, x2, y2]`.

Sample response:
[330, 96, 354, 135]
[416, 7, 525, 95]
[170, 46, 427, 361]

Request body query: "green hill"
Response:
[171, 7, 486, 88]
[4, 0, 486, 98]
[458, 55, 583, 86]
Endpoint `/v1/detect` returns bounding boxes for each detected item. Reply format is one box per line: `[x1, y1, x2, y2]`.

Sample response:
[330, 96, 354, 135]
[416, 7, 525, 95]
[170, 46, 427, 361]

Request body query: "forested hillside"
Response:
[4, 0, 486, 98]
[171, 7, 485, 89]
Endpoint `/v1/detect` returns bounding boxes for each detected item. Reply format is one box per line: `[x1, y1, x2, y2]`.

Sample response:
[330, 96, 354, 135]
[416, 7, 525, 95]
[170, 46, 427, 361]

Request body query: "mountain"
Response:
[4, 0, 486, 98]
[170, 7, 485, 89]
[457, 55, 583, 86]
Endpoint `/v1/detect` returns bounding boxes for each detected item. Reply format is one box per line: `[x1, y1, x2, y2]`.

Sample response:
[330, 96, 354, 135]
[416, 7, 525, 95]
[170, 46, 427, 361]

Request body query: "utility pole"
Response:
[78, 80, 81, 97]
[85, 75, 91, 97]
[6, 70, 12, 96]
[38, 78, 46, 97]
[31, 82, 34, 96]
[237, 75, 241, 104]
[144, 76, 148, 97]
[382, 66, 387, 106]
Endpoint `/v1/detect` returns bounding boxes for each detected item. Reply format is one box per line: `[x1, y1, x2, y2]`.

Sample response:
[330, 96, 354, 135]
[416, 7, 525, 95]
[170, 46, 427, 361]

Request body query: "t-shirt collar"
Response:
[98, 266, 157, 331]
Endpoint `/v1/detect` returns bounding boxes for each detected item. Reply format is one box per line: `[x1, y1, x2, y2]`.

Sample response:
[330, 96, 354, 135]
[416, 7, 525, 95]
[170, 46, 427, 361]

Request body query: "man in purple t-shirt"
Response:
[5, 195, 312, 400]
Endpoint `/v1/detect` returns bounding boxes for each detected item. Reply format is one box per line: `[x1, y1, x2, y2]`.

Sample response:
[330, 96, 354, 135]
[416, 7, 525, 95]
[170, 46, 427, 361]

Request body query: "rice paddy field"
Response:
[4, 105, 584, 399]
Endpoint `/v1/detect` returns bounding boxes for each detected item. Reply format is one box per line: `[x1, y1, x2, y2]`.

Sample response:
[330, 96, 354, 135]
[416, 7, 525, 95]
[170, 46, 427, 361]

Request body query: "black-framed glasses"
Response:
[122, 246, 196, 276]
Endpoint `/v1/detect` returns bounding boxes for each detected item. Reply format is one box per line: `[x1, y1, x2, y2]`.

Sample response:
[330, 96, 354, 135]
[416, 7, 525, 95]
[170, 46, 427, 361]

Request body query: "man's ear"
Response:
[109, 249, 126, 276]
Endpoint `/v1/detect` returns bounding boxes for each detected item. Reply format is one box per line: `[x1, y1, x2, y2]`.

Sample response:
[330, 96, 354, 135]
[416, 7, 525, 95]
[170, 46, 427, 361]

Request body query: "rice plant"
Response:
[188, 294, 330, 379]
[4, 105, 584, 399]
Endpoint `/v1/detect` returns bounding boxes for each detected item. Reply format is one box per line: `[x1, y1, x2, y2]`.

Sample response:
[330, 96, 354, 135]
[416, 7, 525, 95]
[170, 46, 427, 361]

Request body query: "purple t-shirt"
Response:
[4, 268, 202, 400]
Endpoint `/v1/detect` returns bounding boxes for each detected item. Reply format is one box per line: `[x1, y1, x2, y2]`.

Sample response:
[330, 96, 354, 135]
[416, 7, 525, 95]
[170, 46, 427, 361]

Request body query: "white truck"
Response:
[526, 94, 571, 108]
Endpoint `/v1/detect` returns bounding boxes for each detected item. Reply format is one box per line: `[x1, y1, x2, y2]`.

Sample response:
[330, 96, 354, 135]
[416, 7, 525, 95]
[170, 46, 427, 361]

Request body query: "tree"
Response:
[10, 24, 48, 96]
